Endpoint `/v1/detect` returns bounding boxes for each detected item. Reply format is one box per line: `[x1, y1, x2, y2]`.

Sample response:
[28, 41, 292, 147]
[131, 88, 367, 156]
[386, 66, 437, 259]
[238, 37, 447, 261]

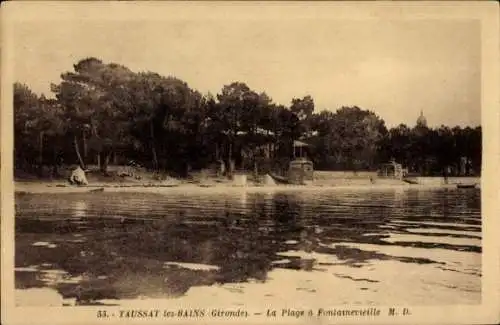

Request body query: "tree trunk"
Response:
[228, 141, 234, 178]
[151, 145, 159, 171]
[240, 148, 246, 170]
[91, 122, 100, 168]
[73, 136, 85, 169]
[150, 121, 159, 171]
[52, 145, 58, 178]
[38, 131, 44, 177]
[100, 152, 111, 174]
[83, 133, 87, 160]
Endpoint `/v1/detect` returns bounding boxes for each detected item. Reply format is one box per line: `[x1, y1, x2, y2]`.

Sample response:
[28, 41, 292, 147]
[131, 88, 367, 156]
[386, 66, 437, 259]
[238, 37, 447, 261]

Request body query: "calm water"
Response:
[15, 188, 481, 306]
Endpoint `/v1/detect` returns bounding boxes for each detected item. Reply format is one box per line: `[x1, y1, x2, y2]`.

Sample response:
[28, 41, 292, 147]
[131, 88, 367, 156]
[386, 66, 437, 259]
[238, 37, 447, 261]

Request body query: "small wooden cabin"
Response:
[288, 140, 314, 185]
[268, 140, 315, 185]
[377, 160, 407, 180]
[288, 158, 314, 185]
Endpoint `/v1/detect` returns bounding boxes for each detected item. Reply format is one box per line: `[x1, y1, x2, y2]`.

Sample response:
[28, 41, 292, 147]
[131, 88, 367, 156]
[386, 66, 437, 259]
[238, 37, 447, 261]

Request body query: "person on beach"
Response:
[443, 166, 451, 184]
[68, 166, 89, 186]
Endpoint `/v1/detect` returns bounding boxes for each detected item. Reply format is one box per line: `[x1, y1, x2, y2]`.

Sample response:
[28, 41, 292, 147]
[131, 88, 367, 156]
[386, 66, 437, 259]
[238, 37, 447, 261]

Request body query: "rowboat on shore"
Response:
[402, 178, 419, 185]
[268, 173, 290, 185]
[60, 186, 106, 193]
[16, 186, 107, 195]
[456, 183, 477, 189]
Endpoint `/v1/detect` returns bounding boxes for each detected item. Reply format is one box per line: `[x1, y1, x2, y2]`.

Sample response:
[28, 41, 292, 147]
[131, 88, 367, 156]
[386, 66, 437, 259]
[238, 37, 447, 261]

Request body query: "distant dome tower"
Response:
[416, 110, 427, 128]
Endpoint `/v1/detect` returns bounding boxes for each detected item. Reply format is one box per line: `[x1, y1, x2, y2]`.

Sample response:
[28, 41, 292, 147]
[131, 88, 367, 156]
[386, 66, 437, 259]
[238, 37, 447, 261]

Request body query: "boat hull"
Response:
[268, 173, 290, 184]
[456, 184, 477, 189]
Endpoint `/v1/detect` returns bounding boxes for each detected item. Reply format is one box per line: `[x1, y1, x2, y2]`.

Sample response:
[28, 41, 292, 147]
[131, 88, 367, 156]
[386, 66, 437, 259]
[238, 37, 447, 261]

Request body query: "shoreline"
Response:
[14, 179, 480, 195]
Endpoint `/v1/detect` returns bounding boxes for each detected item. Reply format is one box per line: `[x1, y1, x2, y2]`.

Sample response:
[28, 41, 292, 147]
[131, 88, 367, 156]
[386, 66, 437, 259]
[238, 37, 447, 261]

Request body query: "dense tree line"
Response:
[14, 57, 481, 178]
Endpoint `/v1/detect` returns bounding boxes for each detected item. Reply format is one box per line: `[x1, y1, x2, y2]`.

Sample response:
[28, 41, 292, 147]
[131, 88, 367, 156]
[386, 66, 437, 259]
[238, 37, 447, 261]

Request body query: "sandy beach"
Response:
[14, 177, 479, 195]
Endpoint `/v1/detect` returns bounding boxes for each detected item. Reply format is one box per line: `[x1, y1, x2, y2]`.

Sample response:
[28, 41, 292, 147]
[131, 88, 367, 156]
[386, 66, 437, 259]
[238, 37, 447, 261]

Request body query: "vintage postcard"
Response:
[1, 1, 499, 325]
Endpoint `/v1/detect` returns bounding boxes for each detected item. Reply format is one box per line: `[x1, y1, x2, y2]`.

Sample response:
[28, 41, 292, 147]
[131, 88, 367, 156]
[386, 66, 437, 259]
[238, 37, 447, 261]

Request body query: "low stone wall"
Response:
[314, 171, 377, 179]
[314, 171, 480, 186]
[314, 178, 374, 186]
[404, 177, 480, 185]
[313, 171, 375, 186]
[410, 177, 446, 186]
[447, 177, 480, 184]
[373, 178, 407, 186]
[414, 177, 480, 185]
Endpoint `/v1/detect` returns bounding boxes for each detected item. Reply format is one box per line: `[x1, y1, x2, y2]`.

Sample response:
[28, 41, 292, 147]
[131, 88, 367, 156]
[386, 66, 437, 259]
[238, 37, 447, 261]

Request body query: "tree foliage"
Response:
[14, 58, 482, 178]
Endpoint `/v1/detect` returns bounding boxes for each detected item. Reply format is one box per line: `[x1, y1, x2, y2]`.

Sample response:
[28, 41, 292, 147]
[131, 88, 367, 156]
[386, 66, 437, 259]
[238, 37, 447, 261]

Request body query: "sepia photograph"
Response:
[1, 2, 499, 325]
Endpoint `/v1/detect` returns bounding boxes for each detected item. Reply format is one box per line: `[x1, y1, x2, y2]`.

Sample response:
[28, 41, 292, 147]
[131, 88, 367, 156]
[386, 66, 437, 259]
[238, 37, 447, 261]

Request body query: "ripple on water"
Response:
[15, 187, 481, 306]
[381, 233, 481, 248]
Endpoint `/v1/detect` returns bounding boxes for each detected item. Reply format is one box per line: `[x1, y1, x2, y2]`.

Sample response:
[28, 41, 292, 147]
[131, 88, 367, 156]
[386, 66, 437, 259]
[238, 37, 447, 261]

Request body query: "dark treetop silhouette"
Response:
[14, 57, 481, 179]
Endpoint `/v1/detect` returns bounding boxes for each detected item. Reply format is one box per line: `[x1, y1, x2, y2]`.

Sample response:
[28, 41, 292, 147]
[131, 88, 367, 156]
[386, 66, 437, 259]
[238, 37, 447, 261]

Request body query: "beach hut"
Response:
[377, 160, 405, 180]
[268, 140, 314, 185]
[293, 140, 310, 159]
[288, 140, 314, 184]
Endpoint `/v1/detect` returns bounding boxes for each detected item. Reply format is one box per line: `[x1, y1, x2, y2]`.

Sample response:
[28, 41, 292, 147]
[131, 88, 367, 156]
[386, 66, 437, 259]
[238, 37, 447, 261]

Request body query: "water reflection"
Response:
[71, 200, 88, 218]
[15, 188, 481, 305]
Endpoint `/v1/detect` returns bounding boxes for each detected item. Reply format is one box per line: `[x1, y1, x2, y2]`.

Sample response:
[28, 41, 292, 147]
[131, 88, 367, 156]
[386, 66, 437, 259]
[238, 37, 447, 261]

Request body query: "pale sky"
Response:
[12, 7, 481, 128]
